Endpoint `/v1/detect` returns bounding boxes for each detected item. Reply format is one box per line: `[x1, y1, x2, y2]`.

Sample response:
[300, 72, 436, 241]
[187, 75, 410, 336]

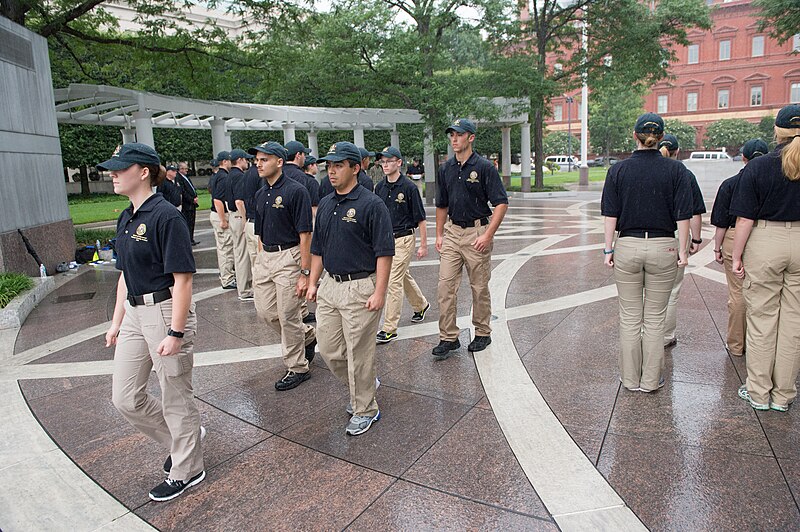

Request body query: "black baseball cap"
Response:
[248, 141, 288, 161]
[303, 155, 317, 168]
[740, 138, 769, 160]
[659, 134, 679, 151]
[634, 113, 664, 134]
[216, 150, 232, 161]
[318, 142, 362, 164]
[358, 147, 376, 159]
[97, 143, 160, 171]
[775, 104, 800, 129]
[230, 148, 254, 160]
[285, 141, 312, 158]
[210, 158, 219, 167]
[379, 146, 402, 160]
[446, 118, 477, 134]
[165, 164, 178, 171]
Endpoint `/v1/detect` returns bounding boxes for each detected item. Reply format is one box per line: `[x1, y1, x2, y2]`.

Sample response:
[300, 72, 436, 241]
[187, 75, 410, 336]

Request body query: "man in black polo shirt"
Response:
[433, 118, 508, 357]
[249, 141, 317, 391]
[374, 146, 429, 343]
[227, 149, 254, 301]
[177, 162, 199, 245]
[158, 165, 183, 209]
[283, 141, 321, 218]
[211, 152, 236, 290]
[235, 162, 263, 271]
[307, 141, 394, 436]
[318, 150, 375, 198]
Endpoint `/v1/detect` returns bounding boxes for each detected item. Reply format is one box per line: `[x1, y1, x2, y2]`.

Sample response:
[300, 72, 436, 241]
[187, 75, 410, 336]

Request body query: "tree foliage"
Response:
[704, 119, 761, 153]
[664, 119, 698, 151]
[754, 0, 800, 44]
[588, 77, 644, 156]
[543, 132, 581, 156]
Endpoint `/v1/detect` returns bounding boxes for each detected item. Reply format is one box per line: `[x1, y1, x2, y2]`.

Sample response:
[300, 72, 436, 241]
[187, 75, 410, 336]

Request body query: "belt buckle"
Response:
[143, 293, 155, 306]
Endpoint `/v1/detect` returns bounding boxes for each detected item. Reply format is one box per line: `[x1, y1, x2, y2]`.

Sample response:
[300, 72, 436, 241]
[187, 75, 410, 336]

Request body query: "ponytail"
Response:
[144, 164, 166, 187]
[659, 146, 670, 157]
[636, 132, 662, 148]
[776, 129, 800, 181]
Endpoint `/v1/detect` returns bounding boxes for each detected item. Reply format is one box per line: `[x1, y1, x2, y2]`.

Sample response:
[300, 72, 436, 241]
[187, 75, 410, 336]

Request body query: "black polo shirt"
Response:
[601, 149, 693, 232]
[319, 171, 375, 198]
[226, 167, 244, 213]
[730, 145, 800, 221]
[436, 152, 508, 223]
[208, 172, 218, 212]
[311, 184, 395, 275]
[254, 174, 312, 247]
[235, 165, 263, 221]
[375, 174, 426, 233]
[283, 163, 320, 207]
[157, 178, 182, 208]
[115, 194, 196, 297]
[686, 170, 706, 216]
[710, 171, 741, 229]
[211, 169, 229, 212]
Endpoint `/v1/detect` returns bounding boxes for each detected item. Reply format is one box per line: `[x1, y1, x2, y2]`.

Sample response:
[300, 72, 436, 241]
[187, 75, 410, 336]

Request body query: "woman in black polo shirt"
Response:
[730, 104, 800, 412]
[601, 113, 692, 393]
[99, 143, 205, 502]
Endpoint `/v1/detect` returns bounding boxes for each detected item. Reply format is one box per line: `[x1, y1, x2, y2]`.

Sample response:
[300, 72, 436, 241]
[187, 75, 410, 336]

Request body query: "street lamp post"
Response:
[566, 96, 574, 172]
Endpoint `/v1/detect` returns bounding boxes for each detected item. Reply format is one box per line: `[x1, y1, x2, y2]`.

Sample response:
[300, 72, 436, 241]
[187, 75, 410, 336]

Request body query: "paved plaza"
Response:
[3, 191, 800, 530]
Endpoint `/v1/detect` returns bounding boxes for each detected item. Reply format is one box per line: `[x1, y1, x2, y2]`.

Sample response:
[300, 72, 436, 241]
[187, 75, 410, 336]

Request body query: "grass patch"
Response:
[75, 228, 117, 247]
[69, 191, 212, 225]
[0, 272, 34, 309]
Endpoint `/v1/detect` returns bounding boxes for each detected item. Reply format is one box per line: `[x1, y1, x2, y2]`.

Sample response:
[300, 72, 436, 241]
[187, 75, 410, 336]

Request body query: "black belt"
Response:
[452, 217, 489, 229]
[619, 230, 674, 239]
[394, 229, 414, 238]
[329, 271, 373, 282]
[263, 243, 298, 252]
[128, 288, 172, 307]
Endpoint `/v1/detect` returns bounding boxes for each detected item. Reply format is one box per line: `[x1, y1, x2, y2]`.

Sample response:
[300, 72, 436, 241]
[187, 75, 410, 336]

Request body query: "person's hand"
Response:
[157, 335, 182, 356]
[221, 219, 229, 230]
[689, 242, 699, 255]
[194, 197, 199, 205]
[306, 284, 318, 302]
[366, 291, 385, 311]
[417, 244, 428, 259]
[295, 275, 308, 298]
[732, 258, 745, 279]
[677, 250, 688, 268]
[473, 232, 492, 253]
[105, 324, 120, 347]
[714, 249, 723, 265]
[435, 235, 443, 253]
[604, 252, 614, 268]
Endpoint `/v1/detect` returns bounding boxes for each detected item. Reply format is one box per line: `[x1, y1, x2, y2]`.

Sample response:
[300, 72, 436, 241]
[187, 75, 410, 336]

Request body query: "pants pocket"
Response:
[160, 352, 192, 377]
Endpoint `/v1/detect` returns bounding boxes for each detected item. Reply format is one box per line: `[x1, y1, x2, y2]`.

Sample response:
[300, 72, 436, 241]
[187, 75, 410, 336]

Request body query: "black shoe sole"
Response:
[376, 336, 396, 344]
[410, 304, 430, 323]
[432, 342, 460, 358]
[275, 372, 311, 391]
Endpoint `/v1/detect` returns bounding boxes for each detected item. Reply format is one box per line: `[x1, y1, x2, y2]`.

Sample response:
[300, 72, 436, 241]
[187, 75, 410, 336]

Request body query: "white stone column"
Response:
[579, 13, 590, 187]
[132, 112, 154, 148]
[353, 127, 365, 148]
[423, 127, 436, 205]
[120, 128, 136, 144]
[210, 118, 227, 157]
[307, 130, 319, 157]
[224, 131, 232, 152]
[390, 129, 400, 149]
[520, 123, 532, 192]
[283, 123, 296, 143]
[501, 126, 512, 187]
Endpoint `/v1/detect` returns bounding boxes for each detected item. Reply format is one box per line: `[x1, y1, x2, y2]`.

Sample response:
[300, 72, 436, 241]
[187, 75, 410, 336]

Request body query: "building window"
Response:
[554, 105, 563, 122]
[719, 40, 731, 61]
[750, 86, 762, 106]
[793, 34, 800, 52]
[657, 95, 668, 114]
[687, 92, 698, 112]
[718, 89, 730, 109]
[791, 83, 800, 104]
[688, 44, 699, 64]
[752, 36, 764, 57]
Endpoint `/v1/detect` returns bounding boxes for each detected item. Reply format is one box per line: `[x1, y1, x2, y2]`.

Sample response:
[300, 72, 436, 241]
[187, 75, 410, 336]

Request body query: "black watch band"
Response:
[300, 269, 311, 276]
[691, 238, 702, 244]
[167, 328, 185, 338]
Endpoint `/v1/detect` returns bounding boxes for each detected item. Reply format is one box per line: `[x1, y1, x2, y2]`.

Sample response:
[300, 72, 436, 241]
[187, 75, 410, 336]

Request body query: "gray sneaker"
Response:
[738, 384, 769, 410]
[346, 410, 381, 436]
[347, 378, 380, 415]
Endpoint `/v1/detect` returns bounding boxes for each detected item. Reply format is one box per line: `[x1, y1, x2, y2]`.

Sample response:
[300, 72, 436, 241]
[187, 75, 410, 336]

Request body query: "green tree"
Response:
[543, 132, 581, 156]
[754, 0, 800, 44]
[58, 124, 120, 195]
[758, 115, 776, 148]
[704, 119, 761, 153]
[664, 119, 698, 151]
[588, 82, 644, 158]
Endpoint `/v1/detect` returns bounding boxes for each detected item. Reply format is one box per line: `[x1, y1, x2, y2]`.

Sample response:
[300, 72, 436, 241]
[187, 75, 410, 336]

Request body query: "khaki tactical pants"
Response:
[209, 211, 236, 287]
[721, 229, 746, 355]
[316, 274, 381, 417]
[245, 220, 259, 270]
[437, 220, 493, 341]
[381, 233, 428, 334]
[664, 239, 692, 343]
[253, 247, 315, 373]
[229, 212, 253, 298]
[112, 297, 204, 481]
[743, 221, 800, 406]
[614, 237, 678, 391]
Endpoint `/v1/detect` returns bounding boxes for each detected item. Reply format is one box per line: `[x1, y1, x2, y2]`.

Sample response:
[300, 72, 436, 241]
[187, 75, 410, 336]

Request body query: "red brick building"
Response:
[548, 0, 800, 148]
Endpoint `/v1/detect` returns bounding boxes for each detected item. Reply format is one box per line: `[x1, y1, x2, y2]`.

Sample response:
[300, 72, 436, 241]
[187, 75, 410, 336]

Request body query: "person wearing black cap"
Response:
[432, 118, 509, 358]
[306, 141, 394, 435]
[284, 141, 321, 219]
[236, 160, 263, 271]
[407, 157, 425, 194]
[99, 143, 205, 502]
[210, 151, 236, 290]
[658, 134, 706, 349]
[157, 165, 183, 210]
[731, 104, 800, 412]
[374, 146, 429, 343]
[602, 113, 692, 393]
[318, 148, 375, 197]
[710, 138, 768, 359]
[177, 162, 199, 245]
[227, 149, 255, 301]
[248, 141, 317, 391]
[303, 155, 319, 178]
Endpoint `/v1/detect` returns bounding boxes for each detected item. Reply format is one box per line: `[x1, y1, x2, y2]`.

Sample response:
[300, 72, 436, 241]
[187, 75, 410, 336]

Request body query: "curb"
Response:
[0, 277, 56, 330]
[510, 191, 578, 199]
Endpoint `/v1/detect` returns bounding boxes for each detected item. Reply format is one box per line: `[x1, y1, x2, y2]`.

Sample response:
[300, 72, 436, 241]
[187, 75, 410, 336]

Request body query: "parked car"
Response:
[588, 157, 619, 167]
[688, 151, 732, 161]
[545, 155, 580, 171]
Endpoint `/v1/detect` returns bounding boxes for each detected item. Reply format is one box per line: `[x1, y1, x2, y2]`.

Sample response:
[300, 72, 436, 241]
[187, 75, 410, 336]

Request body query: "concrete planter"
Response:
[0, 277, 56, 330]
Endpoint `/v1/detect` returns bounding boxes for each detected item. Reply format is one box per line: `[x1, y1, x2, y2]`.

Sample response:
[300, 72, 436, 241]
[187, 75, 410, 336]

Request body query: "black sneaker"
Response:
[222, 283, 237, 290]
[305, 339, 317, 364]
[376, 331, 397, 344]
[432, 339, 461, 358]
[191, 240, 200, 246]
[468, 335, 492, 352]
[303, 312, 316, 324]
[411, 303, 430, 323]
[149, 470, 206, 501]
[275, 370, 311, 391]
[164, 426, 206, 474]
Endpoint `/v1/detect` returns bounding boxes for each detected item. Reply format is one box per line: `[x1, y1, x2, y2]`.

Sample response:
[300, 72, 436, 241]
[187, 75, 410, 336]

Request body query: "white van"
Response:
[545, 155, 580, 170]
[688, 151, 732, 161]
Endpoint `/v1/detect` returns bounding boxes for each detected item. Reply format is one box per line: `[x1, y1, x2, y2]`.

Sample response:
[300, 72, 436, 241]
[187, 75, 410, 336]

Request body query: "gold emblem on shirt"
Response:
[272, 196, 284, 209]
[132, 223, 148, 242]
[467, 171, 479, 183]
[395, 192, 406, 204]
[343, 208, 357, 223]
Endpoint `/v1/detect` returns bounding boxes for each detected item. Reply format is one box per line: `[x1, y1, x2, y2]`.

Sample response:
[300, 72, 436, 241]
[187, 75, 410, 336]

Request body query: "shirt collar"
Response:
[383, 173, 407, 187]
[448, 152, 479, 168]
[267, 173, 287, 189]
[336, 182, 365, 201]
[125, 193, 162, 216]
[229, 167, 244, 176]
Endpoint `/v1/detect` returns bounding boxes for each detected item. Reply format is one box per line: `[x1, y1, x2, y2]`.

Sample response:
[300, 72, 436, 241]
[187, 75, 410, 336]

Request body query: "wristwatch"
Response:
[691, 238, 702, 244]
[167, 328, 185, 338]
[300, 269, 311, 276]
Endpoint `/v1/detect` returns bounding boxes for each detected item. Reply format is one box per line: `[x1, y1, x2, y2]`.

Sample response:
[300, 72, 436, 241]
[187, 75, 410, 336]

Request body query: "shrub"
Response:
[0, 272, 34, 309]
[75, 228, 117, 247]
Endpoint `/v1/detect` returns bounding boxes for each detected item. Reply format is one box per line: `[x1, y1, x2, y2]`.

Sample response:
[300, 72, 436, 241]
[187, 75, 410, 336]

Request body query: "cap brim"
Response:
[446, 126, 468, 134]
[317, 155, 348, 162]
[304, 148, 312, 154]
[96, 158, 134, 171]
[247, 148, 259, 155]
